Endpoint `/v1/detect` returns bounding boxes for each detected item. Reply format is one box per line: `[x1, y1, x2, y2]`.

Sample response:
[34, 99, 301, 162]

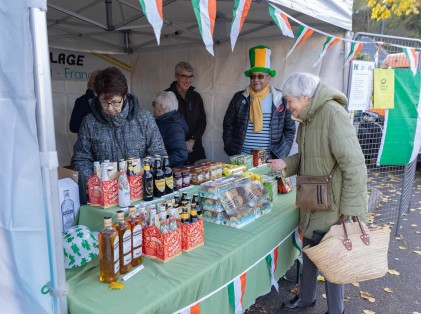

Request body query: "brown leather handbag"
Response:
[296, 163, 338, 211]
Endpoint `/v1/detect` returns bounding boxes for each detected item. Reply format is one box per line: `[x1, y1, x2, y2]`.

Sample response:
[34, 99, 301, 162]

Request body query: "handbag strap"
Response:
[298, 155, 338, 177]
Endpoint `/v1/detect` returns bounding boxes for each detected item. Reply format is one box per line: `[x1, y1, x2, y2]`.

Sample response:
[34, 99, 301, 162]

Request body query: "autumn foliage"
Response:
[367, 0, 420, 21]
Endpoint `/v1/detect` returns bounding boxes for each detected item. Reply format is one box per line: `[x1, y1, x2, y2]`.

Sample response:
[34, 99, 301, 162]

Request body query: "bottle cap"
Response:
[116, 210, 124, 220]
[104, 217, 112, 226]
[128, 206, 136, 215]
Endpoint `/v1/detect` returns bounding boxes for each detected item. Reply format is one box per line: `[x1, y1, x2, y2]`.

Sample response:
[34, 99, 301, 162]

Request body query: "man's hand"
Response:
[186, 139, 195, 152]
[267, 159, 286, 170]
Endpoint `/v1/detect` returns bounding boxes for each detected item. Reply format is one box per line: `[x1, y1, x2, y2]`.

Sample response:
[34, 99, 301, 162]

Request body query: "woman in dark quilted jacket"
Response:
[71, 67, 167, 183]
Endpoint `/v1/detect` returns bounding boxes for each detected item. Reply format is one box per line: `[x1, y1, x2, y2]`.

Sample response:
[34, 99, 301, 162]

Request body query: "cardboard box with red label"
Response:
[181, 220, 204, 252]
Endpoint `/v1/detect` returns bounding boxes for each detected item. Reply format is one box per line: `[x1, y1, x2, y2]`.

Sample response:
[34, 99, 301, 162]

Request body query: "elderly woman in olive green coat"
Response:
[268, 73, 367, 314]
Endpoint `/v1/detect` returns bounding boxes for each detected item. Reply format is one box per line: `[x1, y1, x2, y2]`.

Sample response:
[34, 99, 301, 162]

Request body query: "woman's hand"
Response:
[267, 159, 286, 170]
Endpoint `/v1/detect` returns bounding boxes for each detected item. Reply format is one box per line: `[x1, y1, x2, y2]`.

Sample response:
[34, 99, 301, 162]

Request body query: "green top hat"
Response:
[244, 45, 277, 77]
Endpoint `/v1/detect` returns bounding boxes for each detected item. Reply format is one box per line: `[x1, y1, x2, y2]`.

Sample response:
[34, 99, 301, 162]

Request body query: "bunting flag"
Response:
[265, 248, 279, 292]
[344, 42, 364, 66]
[312, 36, 340, 67]
[377, 69, 421, 165]
[292, 228, 303, 266]
[268, 3, 294, 38]
[228, 273, 247, 314]
[139, 0, 163, 45]
[192, 0, 216, 56]
[403, 47, 418, 76]
[285, 25, 314, 59]
[230, 0, 252, 51]
[178, 303, 200, 314]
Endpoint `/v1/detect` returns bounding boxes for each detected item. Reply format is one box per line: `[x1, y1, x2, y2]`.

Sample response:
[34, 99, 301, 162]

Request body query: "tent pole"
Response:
[29, 2, 68, 313]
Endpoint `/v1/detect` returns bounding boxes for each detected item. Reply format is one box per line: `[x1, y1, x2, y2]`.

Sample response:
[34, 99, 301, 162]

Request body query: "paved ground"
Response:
[246, 169, 421, 314]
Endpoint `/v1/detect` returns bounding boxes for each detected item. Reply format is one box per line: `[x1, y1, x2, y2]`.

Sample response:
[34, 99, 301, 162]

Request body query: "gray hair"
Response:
[154, 91, 178, 113]
[282, 72, 320, 98]
[175, 61, 194, 75]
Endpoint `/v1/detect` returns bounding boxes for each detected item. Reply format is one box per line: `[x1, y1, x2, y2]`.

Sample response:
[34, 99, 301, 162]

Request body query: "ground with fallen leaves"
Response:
[246, 169, 421, 314]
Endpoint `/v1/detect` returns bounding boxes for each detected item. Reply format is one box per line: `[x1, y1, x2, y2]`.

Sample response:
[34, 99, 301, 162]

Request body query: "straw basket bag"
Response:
[303, 217, 390, 284]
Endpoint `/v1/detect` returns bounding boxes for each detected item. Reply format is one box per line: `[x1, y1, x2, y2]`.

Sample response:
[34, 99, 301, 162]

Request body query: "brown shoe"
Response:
[282, 295, 316, 311]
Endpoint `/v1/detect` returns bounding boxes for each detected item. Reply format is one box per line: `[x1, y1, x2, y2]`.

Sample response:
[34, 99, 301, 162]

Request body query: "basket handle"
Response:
[341, 222, 352, 251]
[356, 216, 370, 245]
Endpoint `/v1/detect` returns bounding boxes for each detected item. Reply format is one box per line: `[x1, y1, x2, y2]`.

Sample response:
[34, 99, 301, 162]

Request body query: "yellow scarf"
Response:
[249, 85, 270, 132]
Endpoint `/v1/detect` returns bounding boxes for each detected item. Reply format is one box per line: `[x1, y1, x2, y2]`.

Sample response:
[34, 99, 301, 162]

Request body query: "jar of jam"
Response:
[191, 167, 203, 185]
[173, 170, 183, 190]
[201, 165, 210, 182]
[182, 168, 191, 187]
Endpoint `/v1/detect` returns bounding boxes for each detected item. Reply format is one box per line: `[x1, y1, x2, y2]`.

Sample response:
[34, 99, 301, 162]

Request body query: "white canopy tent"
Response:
[0, 1, 352, 313]
[48, 0, 352, 165]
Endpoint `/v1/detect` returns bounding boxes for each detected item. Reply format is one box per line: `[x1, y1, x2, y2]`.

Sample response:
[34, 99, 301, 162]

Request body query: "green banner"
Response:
[378, 69, 421, 165]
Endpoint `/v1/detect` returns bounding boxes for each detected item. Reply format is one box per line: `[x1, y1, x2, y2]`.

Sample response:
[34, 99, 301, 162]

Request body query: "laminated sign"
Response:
[348, 60, 374, 111]
[373, 68, 395, 109]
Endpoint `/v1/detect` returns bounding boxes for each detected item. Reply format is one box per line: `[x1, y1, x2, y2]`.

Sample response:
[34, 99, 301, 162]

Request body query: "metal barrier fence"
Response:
[350, 32, 421, 235]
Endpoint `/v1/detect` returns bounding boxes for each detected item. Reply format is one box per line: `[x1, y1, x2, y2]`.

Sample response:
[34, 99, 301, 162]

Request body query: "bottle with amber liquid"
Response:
[163, 156, 174, 195]
[143, 164, 154, 201]
[190, 206, 198, 223]
[125, 206, 143, 267]
[153, 157, 165, 197]
[113, 210, 132, 274]
[99, 217, 120, 283]
[180, 206, 190, 225]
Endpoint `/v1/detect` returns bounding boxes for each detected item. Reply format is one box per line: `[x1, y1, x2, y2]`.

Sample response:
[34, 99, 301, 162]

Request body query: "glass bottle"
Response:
[61, 189, 75, 232]
[99, 217, 120, 283]
[180, 206, 190, 225]
[190, 207, 198, 223]
[138, 204, 148, 228]
[113, 210, 132, 274]
[169, 207, 178, 231]
[93, 161, 101, 177]
[149, 208, 157, 227]
[153, 157, 165, 197]
[196, 202, 203, 220]
[181, 192, 188, 203]
[163, 156, 174, 195]
[101, 162, 110, 182]
[118, 160, 131, 207]
[125, 206, 142, 267]
[173, 193, 181, 206]
[159, 211, 169, 234]
[143, 164, 154, 201]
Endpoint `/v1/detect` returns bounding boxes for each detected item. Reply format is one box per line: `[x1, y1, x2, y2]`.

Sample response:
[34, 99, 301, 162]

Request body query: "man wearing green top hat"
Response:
[223, 45, 295, 159]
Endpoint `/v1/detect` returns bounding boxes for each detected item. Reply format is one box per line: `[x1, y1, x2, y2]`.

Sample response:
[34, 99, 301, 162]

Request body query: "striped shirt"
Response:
[242, 93, 272, 155]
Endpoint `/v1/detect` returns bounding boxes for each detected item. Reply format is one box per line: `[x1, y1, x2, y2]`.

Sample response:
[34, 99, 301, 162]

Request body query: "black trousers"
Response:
[300, 232, 344, 314]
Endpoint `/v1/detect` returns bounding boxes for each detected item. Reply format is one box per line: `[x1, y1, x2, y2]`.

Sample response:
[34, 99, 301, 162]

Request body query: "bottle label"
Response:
[133, 247, 143, 258]
[123, 230, 132, 254]
[132, 225, 142, 247]
[145, 179, 154, 196]
[123, 253, 132, 265]
[114, 236, 119, 262]
[155, 178, 165, 192]
[165, 176, 174, 189]
[114, 260, 120, 274]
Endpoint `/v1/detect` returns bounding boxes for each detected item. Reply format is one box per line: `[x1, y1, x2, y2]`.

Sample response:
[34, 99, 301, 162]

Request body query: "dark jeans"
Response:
[300, 230, 344, 314]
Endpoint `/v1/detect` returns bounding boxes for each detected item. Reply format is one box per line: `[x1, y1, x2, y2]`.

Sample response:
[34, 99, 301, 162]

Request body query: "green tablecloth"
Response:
[67, 171, 299, 314]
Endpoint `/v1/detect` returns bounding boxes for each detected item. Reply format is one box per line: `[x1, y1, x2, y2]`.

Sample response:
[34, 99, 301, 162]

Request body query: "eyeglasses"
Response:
[99, 98, 124, 108]
[177, 74, 194, 80]
[250, 74, 269, 80]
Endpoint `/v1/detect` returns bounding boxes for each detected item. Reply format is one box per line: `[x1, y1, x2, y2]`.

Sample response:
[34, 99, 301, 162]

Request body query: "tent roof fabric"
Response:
[47, 0, 351, 54]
